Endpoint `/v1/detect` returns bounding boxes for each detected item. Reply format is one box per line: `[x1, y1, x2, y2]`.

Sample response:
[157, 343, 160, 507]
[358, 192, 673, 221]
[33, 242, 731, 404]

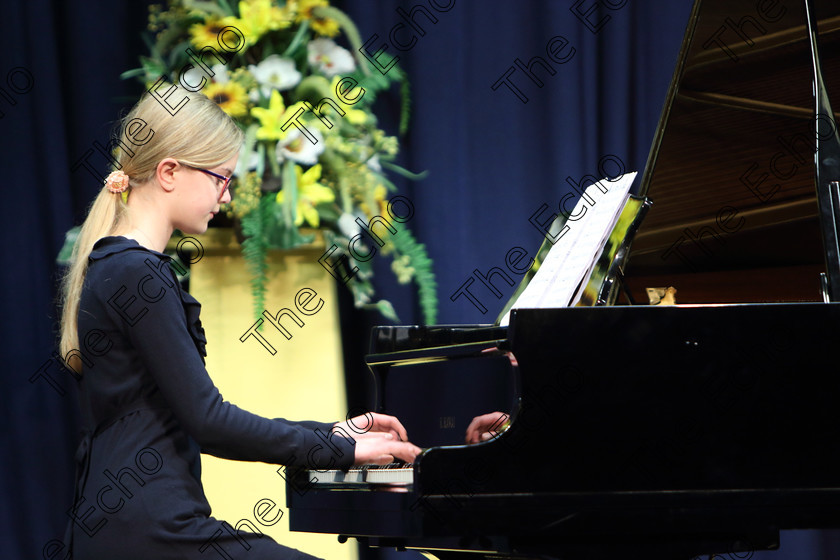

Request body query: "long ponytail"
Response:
[58, 86, 243, 373]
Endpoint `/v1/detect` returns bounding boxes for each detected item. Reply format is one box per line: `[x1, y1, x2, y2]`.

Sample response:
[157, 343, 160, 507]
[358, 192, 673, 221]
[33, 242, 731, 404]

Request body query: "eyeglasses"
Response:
[182, 163, 233, 202]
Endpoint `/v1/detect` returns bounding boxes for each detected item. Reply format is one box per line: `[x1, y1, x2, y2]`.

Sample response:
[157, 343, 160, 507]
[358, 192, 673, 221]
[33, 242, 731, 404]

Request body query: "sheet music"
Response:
[499, 172, 637, 326]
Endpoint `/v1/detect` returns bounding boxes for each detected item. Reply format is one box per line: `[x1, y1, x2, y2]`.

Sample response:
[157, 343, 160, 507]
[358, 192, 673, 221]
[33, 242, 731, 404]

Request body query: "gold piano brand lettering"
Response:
[438, 416, 456, 429]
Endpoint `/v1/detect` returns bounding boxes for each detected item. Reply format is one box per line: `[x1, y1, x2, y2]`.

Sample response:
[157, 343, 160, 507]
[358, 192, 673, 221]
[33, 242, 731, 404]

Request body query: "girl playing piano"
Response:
[58, 85, 420, 560]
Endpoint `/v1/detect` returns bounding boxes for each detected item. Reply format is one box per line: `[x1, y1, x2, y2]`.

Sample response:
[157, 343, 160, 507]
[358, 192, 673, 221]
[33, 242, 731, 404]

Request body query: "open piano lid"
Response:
[625, 0, 840, 304]
[289, 3, 840, 558]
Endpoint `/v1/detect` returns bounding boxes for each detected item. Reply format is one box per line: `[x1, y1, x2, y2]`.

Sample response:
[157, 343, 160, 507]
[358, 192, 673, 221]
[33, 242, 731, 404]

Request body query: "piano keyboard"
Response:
[309, 463, 414, 486]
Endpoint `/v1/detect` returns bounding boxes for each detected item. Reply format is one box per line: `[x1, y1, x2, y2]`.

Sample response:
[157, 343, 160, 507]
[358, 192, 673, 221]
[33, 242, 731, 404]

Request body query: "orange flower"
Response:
[104, 170, 129, 193]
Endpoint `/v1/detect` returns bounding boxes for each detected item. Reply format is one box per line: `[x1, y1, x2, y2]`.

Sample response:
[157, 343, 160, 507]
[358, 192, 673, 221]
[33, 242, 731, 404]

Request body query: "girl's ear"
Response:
[156, 158, 180, 193]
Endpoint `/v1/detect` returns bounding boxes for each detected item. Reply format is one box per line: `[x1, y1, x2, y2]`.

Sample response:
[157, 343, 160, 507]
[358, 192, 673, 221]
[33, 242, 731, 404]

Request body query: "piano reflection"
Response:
[287, 1, 840, 558]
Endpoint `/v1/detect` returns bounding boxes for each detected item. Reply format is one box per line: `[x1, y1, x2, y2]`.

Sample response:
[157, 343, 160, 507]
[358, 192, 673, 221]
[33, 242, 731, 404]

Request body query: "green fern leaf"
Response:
[390, 227, 438, 324]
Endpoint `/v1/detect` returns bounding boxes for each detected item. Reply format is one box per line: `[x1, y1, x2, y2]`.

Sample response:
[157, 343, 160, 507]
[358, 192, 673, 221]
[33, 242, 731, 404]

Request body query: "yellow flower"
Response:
[329, 77, 367, 122]
[372, 183, 387, 202]
[229, 172, 262, 219]
[251, 90, 310, 141]
[204, 81, 249, 118]
[344, 108, 368, 126]
[296, 0, 340, 37]
[231, 0, 292, 44]
[276, 164, 335, 227]
[361, 183, 388, 217]
[296, 0, 326, 20]
[188, 17, 230, 50]
[311, 17, 340, 38]
[301, 77, 366, 127]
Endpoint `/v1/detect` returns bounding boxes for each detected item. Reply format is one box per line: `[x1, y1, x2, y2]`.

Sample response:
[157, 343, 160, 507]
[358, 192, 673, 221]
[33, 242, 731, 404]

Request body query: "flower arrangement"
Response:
[123, 0, 437, 323]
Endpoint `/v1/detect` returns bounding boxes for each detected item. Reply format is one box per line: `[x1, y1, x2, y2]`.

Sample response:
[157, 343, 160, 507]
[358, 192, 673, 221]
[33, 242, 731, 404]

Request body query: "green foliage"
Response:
[115, 0, 439, 326]
[56, 226, 81, 266]
[389, 227, 438, 325]
[240, 197, 271, 321]
[397, 68, 412, 137]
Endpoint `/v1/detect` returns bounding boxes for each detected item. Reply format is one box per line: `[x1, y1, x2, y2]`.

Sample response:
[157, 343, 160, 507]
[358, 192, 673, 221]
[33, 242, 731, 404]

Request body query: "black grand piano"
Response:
[287, 1, 840, 558]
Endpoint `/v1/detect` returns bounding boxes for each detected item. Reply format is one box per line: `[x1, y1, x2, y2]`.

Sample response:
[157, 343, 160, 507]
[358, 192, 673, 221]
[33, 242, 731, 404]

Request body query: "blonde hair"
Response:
[59, 86, 243, 371]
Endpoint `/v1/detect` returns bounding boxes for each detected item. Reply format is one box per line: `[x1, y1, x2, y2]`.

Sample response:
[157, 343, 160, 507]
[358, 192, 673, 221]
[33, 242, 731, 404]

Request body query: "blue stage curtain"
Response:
[340, 0, 697, 326]
[4, 0, 838, 559]
[1, 1, 155, 558]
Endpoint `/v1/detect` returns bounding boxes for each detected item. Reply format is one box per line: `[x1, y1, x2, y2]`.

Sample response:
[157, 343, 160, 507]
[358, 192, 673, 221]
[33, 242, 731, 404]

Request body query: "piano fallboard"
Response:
[289, 304, 840, 558]
[289, 486, 840, 541]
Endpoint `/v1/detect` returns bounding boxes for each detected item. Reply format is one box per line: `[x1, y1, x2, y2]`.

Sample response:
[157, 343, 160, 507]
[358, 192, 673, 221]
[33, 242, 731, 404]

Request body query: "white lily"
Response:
[366, 154, 382, 172]
[307, 38, 356, 77]
[276, 128, 325, 165]
[338, 213, 362, 238]
[249, 54, 301, 97]
[180, 63, 229, 91]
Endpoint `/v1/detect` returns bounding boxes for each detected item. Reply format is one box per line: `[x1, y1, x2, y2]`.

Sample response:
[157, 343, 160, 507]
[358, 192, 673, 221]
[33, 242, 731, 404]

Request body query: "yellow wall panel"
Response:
[177, 229, 354, 560]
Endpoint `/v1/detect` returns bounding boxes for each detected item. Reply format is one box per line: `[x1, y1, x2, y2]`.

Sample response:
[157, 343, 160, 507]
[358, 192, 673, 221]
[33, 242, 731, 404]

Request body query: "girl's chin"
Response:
[178, 223, 209, 236]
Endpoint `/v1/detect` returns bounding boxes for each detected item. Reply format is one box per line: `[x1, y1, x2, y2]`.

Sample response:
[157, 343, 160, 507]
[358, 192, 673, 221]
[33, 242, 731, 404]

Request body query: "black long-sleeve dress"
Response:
[66, 236, 354, 559]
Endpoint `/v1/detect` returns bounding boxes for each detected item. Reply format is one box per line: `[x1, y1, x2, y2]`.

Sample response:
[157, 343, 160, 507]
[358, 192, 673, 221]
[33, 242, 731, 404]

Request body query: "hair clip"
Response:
[105, 170, 130, 194]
